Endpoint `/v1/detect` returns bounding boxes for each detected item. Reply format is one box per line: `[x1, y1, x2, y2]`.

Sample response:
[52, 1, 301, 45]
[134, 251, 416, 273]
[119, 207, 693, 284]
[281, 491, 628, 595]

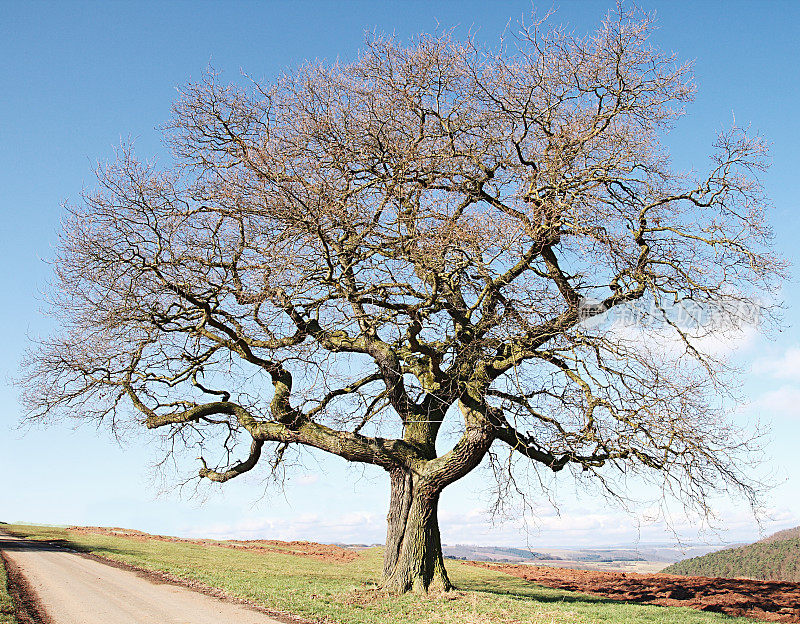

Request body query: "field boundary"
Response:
[0, 546, 49, 624]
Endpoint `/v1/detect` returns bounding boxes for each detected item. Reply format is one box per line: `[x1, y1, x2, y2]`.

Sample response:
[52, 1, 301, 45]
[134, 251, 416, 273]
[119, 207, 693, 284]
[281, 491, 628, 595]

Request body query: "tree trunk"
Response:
[382, 468, 452, 593]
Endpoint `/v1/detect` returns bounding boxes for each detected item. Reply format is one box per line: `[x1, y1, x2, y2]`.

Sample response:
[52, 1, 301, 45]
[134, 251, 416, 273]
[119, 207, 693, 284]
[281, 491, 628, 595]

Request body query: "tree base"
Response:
[381, 562, 453, 594]
[382, 469, 453, 594]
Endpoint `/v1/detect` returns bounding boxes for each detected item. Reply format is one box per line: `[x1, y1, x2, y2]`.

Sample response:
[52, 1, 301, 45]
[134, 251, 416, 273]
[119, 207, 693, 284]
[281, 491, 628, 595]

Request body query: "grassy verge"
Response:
[5, 524, 759, 624]
[0, 553, 17, 624]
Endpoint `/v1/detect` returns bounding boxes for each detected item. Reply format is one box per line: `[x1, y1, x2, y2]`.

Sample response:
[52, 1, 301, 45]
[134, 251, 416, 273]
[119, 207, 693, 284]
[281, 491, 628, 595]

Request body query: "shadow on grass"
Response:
[464, 578, 621, 606]
[0, 532, 145, 563]
[0, 536, 75, 553]
[459, 576, 762, 622]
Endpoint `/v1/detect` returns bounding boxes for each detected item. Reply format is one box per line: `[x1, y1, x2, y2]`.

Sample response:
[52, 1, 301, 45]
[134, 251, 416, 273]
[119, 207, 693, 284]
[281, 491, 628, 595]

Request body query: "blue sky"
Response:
[1, 0, 799, 549]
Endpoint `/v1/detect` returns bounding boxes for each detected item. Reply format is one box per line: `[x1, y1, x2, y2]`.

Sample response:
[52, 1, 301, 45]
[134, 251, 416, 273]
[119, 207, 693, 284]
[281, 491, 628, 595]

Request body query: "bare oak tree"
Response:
[20, 9, 784, 593]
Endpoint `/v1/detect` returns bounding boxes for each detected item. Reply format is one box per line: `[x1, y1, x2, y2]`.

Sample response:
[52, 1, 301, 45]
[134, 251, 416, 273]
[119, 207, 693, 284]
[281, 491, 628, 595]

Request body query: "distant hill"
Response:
[442, 544, 558, 562]
[441, 544, 660, 564]
[758, 526, 800, 544]
[663, 526, 800, 582]
[440, 543, 737, 573]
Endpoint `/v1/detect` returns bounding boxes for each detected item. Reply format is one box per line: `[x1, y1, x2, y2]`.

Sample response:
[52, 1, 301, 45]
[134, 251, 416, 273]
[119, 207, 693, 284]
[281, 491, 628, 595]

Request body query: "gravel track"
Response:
[0, 533, 287, 624]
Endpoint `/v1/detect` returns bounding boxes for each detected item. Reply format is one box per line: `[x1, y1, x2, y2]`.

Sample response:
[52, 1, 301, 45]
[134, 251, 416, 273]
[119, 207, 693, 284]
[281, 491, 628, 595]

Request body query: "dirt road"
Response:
[0, 533, 287, 624]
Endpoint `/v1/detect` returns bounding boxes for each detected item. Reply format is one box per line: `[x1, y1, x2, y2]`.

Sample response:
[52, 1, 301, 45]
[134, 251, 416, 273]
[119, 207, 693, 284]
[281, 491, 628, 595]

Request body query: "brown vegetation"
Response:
[471, 562, 800, 622]
[760, 526, 800, 545]
[67, 526, 358, 563]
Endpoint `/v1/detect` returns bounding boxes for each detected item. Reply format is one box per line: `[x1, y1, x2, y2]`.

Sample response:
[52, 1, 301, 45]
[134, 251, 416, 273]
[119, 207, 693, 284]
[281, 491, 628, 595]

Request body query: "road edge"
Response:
[0, 549, 52, 624]
[0, 529, 314, 624]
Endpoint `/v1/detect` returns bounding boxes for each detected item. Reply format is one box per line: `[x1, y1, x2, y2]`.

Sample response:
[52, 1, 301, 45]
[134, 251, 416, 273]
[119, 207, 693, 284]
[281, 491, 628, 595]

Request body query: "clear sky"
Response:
[1, 0, 799, 549]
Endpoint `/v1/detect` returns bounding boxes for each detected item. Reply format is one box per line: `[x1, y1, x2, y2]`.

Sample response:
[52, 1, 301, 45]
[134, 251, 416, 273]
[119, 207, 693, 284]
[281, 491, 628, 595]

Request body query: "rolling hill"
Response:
[758, 525, 800, 544]
[441, 542, 733, 573]
[663, 526, 800, 582]
[5, 524, 777, 624]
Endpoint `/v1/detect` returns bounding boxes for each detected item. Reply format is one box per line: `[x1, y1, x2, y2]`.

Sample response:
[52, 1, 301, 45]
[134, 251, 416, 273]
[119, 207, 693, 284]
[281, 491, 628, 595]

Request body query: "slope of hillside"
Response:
[759, 527, 800, 545]
[664, 527, 800, 582]
[443, 544, 559, 562]
[443, 543, 735, 574]
[3, 524, 774, 624]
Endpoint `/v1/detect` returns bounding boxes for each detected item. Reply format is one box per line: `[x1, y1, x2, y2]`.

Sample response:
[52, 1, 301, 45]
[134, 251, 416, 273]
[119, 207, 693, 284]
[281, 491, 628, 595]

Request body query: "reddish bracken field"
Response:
[68, 526, 358, 563]
[470, 562, 800, 623]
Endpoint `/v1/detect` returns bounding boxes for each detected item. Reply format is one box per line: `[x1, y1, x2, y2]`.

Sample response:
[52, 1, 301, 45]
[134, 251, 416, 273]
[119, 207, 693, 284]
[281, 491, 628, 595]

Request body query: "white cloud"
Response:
[752, 345, 800, 381]
[176, 495, 800, 550]
[433, 497, 796, 548]
[586, 313, 760, 363]
[184, 510, 385, 544]
[750, 384, 800, 417]
[293, 474, 320, 486]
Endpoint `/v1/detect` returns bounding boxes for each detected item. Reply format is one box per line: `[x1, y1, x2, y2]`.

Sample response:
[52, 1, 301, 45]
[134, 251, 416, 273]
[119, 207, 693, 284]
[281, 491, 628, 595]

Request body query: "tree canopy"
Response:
[20, 8, 784, 592]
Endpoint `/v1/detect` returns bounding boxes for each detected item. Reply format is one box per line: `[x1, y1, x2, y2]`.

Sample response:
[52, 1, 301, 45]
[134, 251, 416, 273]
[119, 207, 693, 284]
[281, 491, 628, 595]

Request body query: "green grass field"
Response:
[4, 524, 760, 624]
[0, 553, 16, 624]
